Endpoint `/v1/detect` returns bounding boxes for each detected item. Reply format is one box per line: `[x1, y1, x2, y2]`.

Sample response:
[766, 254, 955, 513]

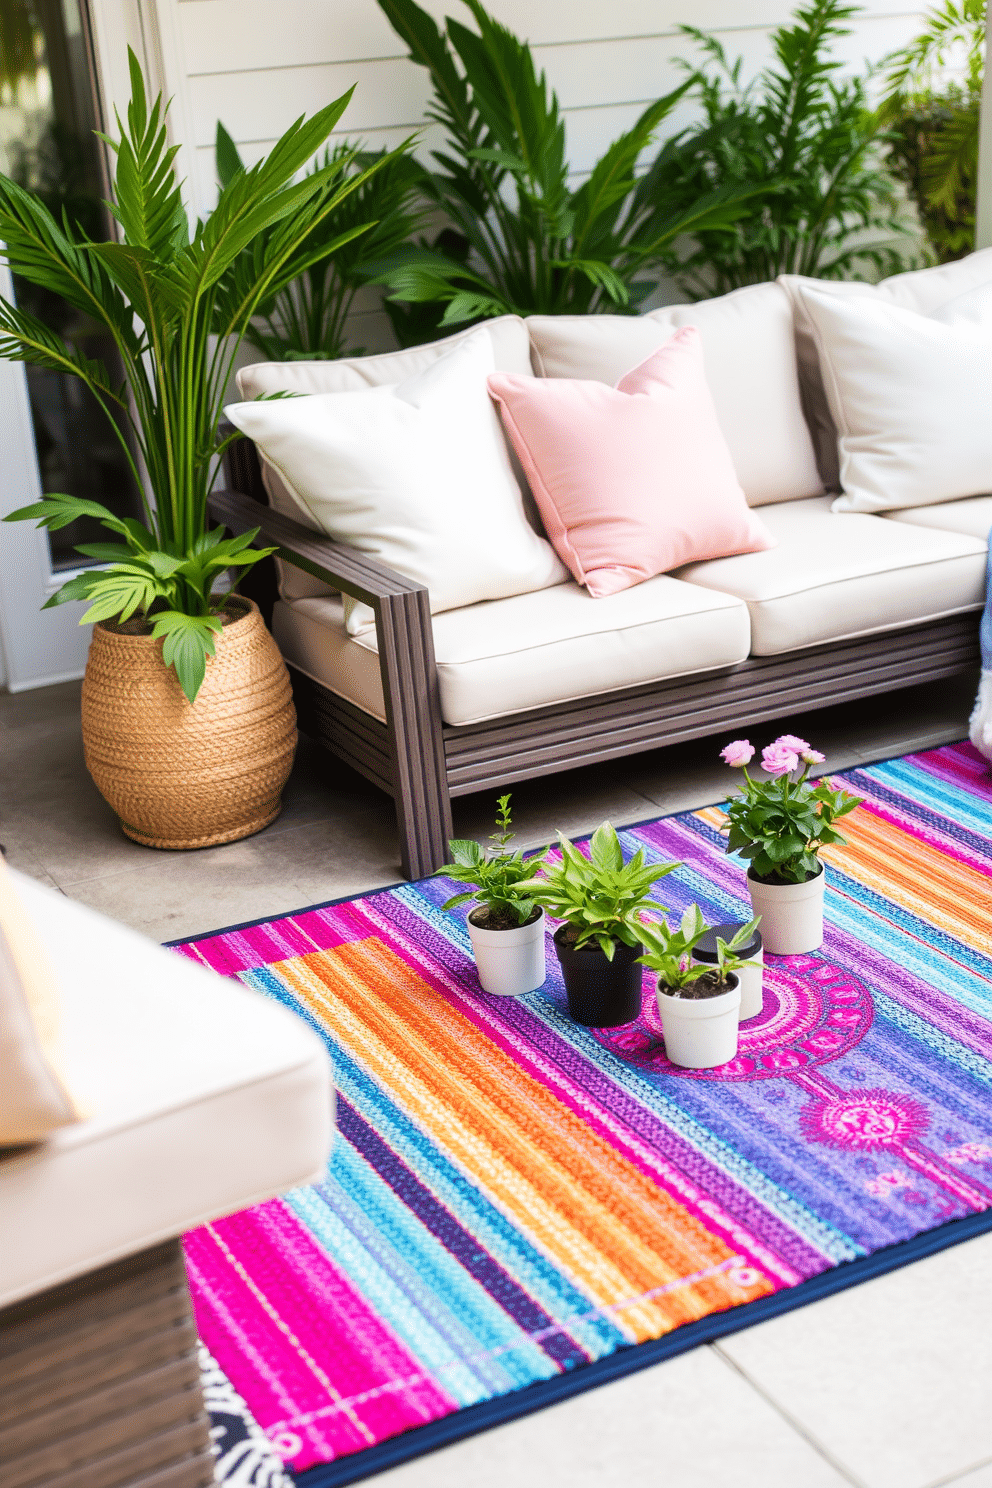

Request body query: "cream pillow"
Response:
[527, 283, 823, 507]
[0, 860, 80, 1144]
[793, 281, 992, 514]
[779, 248, 992, 488]
[226, 328, 567, 633]
[234, 316, 534, 603]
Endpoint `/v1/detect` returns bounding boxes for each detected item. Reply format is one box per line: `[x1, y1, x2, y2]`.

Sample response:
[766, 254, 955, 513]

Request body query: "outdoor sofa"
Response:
[214, 254, 992, 880]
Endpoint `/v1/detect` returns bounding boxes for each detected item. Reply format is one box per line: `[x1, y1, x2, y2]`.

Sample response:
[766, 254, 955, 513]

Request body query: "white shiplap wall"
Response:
[149, 0, 929, 351]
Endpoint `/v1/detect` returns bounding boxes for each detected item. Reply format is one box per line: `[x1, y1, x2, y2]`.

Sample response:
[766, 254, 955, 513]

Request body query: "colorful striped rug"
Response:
[176, 742, 992, 1487]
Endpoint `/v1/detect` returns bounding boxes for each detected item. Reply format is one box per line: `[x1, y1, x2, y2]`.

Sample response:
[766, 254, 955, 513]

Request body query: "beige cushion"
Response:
[236, 316, 535, 602]
[272, 576, 751, 727]
[779, 248, 992, 489]
[883, 496, 992, 541]
[0, 860, 80, 1144]
[526, 284, 822, 507]
[227, 330, 565, 634]
[0, 873, 334, 1308]
[675, 496, 986, 655]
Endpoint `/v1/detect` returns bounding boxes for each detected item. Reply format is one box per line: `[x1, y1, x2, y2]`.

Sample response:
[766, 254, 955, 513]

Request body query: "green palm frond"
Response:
[1, 48, 378, 699]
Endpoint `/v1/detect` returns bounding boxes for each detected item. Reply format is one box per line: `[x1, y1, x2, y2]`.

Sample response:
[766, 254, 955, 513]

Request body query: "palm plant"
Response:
[1, 50, 393, 699]
[215, 126, 428, 360]
[879, 1, 985, 263]
[646, 0, 910, 297]
[371, 0, 759, 327]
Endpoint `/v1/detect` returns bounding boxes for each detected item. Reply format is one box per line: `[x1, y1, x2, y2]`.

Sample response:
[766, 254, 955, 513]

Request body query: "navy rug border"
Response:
[292, 1206, 992, 1487]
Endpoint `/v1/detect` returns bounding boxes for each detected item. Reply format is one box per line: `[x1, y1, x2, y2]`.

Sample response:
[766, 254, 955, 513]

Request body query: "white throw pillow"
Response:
[234, 316, 534, 602]
[527, 283, 823, 506]
[225, 329, 567, 634]
[779, 248, 992, 488]
[792, 281, 992, 514]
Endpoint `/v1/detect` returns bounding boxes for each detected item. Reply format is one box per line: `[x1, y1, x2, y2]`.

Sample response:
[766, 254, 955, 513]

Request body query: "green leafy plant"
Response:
[879, 1, 985, 263]
[371, 0, 758, 328]
[645, 0, 910, 297]
[437, 794, 544, 929]
[0, 50, 393, 699]
[719, 736, 862, 883]
[638, 907, 760, 995]
[515, 823, 678, 958]
[215, 127, 428, 360]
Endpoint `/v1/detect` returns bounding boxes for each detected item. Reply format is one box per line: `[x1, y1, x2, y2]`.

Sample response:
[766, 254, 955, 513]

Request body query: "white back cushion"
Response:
[234, 316, 534, 601]
[226, 329, 566, 634]
[792, 281, 992, 513]
[779, 248, 992, 489]
[527, 283, 822, 507]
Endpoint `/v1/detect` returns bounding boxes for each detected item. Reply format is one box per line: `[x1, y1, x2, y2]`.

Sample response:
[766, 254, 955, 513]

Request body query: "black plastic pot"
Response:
[553, 928, 643, 1027]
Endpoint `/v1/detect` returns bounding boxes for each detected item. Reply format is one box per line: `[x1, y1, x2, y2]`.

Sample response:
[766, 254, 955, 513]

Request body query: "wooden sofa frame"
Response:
[211, 445, 981, 881]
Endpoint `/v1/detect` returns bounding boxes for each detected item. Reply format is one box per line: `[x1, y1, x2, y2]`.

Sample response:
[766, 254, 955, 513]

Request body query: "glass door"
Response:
[0, 0, 141, 689]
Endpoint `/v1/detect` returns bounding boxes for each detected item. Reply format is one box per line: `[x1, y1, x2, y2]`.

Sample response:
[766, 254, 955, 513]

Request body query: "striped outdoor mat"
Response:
[176, 742, 992, 1486]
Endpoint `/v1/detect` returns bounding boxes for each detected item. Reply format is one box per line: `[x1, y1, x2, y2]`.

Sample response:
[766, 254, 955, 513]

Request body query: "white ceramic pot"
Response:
[657, 973, 741, 1069]
[747, 864, 825, 955]
[467, 908, 547, 996]
[691, 922, 764, 1021]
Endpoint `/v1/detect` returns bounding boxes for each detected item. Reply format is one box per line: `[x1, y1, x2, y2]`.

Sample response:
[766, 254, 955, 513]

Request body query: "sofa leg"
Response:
[395, 769, 454, 880]
[0, 1240, 215, 1488]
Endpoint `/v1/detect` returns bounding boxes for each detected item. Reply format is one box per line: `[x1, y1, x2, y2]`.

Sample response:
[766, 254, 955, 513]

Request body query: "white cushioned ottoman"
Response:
[272, 575, 752, 726]
[0, 873, 334, 1308]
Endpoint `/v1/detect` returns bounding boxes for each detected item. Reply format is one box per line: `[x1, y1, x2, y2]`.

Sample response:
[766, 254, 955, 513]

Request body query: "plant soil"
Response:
[557, 923, 619, 951]
[748, 863, 822, 887]
[469, 904, 542, 933]
[103, 594, 249, 637]
[660, 971, 733, 1000]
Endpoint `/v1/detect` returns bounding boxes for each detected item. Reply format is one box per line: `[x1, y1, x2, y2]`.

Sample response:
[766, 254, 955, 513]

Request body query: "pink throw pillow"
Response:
[488, 327, 775, 597]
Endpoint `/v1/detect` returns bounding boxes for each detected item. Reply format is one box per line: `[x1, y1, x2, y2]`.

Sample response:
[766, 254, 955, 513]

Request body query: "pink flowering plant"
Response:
[718, 735, 862, 884]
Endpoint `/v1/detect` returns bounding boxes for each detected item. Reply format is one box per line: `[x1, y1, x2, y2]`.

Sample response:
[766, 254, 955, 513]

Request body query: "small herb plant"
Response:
[438, 795, 543, 929]
[516, 822, 678, 959]
[639, 907, 760, 998]
[719, 736, 862, 884]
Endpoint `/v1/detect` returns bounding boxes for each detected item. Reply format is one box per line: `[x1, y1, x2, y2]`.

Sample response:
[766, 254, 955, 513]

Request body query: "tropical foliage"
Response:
[638, 907, 760, 993]
[1, 50, 391, 699]
[437, 794, 544, 929]
[216, 126, 427, 360]
[516, 823, 678, 958]
[646, 0, 909, 297]
[370, 0, 758, 329]
[879, 0, 985, 262]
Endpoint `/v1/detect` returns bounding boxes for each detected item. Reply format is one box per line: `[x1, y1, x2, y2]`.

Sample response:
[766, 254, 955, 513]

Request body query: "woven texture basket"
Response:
[81, 598, 297, 850]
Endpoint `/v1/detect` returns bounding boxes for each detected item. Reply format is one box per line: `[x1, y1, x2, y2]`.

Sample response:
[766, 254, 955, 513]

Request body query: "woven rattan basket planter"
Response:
[81, 597, 297, 850]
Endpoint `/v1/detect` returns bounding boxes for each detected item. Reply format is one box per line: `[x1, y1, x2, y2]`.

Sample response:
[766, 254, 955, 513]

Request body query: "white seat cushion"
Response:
[526, 284, 823, 507]
[0, 874, 334, 1308]
[272, 576, 751, 727]
[675, 496, 986, 655]
[883, 496, 992, 541]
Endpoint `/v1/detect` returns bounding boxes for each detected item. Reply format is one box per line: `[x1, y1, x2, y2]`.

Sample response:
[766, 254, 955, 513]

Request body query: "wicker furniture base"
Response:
[0, 1241, 214, 1488]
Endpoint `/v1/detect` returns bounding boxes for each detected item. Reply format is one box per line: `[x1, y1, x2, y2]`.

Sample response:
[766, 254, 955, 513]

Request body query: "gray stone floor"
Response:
[2, 668, 990, 1488]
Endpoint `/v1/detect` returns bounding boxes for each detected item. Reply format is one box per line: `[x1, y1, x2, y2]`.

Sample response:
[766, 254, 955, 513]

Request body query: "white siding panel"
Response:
[158, 0, 930, 346]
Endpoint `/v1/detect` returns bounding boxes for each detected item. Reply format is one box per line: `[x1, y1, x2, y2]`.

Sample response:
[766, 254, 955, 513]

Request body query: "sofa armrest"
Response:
[207, 488, 451, 878]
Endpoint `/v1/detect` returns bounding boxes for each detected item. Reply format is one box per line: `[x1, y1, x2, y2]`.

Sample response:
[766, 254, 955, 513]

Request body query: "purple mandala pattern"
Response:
[596, 954, 874, 1081]
[800, 1091, 931, 1150]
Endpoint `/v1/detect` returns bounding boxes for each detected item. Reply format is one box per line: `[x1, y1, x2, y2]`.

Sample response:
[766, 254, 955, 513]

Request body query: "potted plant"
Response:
[0, 51, 394, 849]
[517, 823, 678, 1028]
[719, 736, 862, 954]
[639, 908, 759, 1069]
[437, 795, 547, 996]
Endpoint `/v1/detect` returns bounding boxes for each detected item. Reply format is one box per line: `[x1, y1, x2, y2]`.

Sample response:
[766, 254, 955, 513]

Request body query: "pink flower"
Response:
[775, 734, 810, 752]
[761, 741, 800, 776]
[721, 739, 755, 767]
[802, 748, 826, 765]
